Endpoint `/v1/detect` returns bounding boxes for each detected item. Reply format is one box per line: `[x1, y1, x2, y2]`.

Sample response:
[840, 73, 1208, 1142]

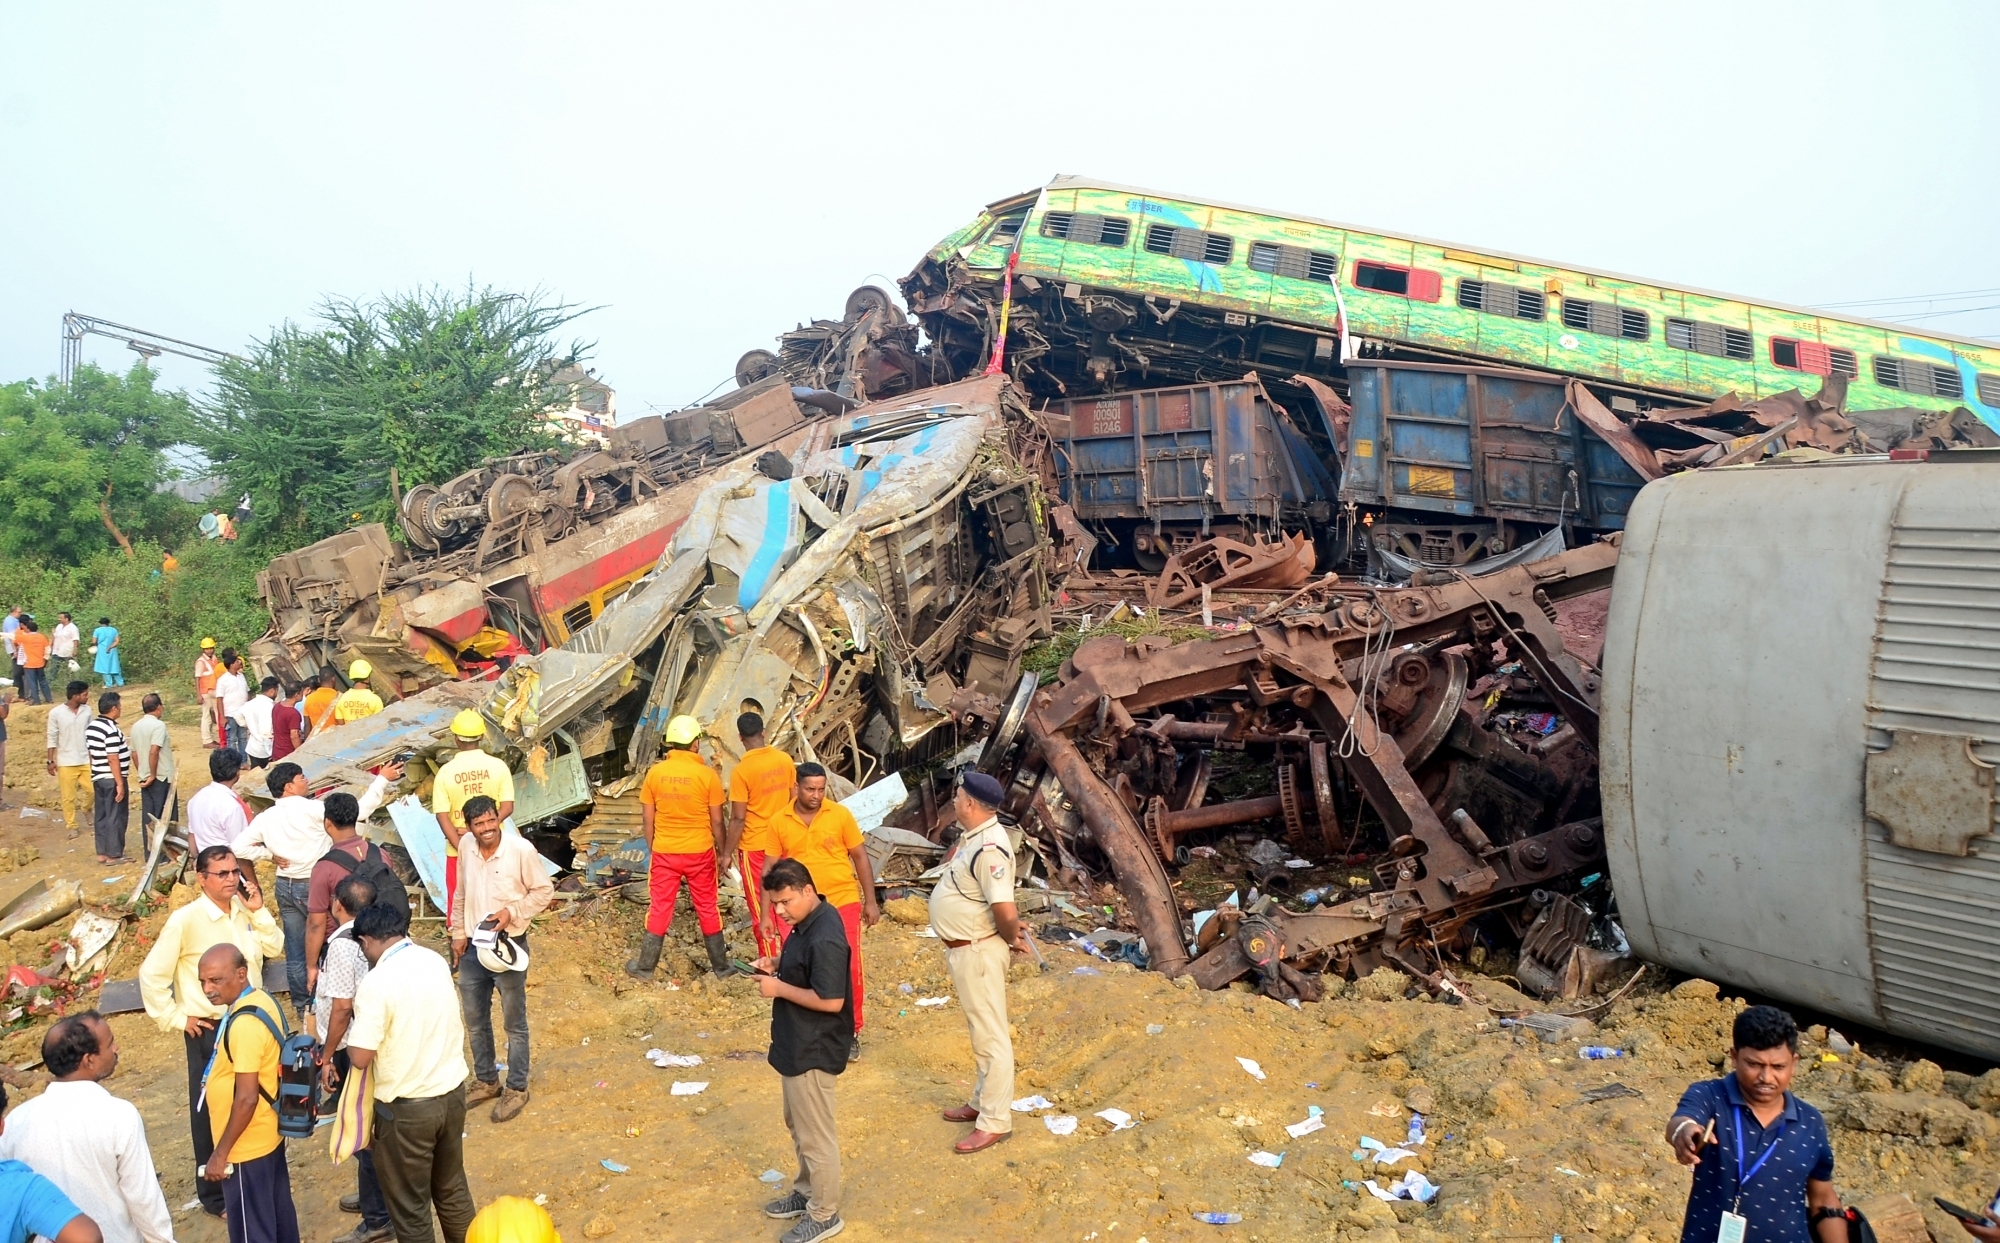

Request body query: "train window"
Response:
[985, 212, 1026, 245]
[1457, 279, 1545, 321]
[1352, 261, 1441, 302]
[1248, 242, 1337, 283]
[1980, 373, 2000, 406]
[1042, 212, 1131, 248]
[1144, 224, 1234, 265]
[1874, 355, 1965, 400]
[1561, 298, 1649, 342]
[1665, 318, 1752, 361]
[1769, 337, 1859, 378]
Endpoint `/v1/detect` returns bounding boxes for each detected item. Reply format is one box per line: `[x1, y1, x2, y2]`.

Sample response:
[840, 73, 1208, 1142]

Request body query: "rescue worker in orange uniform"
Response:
[626, 716, 744, 980]
[726, 712, 794, 960]
[772, 762, 879, 1062]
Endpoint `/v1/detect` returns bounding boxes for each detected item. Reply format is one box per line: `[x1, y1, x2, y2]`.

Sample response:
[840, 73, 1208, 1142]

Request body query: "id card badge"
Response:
[1716, 1210, 1748, 1243]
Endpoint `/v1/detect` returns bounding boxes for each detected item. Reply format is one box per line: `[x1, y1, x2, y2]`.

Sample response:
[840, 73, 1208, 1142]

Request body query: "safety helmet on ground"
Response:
[450, 710, 487, 739]
[199, 637, 216, 649]
[348, 659, 372, 681]
[663, 715, 704, 747]
[467, 1196, 559, 1243]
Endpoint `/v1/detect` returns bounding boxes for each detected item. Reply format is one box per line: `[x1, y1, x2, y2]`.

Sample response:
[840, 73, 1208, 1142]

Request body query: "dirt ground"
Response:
[1, 685, 1997, 1243]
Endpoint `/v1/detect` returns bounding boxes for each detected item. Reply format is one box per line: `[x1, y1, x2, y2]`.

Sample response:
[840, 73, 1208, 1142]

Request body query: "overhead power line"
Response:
[60, 312, 239, 386]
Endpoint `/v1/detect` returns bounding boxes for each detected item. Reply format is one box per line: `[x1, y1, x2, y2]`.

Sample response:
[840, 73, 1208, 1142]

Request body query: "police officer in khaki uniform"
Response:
[928, 771, 1024, 1154]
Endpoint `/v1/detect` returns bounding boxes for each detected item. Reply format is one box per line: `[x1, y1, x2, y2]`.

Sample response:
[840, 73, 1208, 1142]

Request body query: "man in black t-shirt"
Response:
[754, 857, 850, 1243]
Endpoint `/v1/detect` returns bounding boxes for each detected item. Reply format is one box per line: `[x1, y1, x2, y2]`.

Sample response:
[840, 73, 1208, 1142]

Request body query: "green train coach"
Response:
[900, 175, 2000, 426]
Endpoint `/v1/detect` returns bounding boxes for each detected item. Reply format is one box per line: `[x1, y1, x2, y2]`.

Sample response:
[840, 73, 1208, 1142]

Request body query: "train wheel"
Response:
[734, 349, 780, 388]
[842, 285, 899, 323]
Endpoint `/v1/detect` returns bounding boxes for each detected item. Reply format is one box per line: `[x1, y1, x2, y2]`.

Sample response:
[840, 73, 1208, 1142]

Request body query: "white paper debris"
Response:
[1096, 1108, 1134, 1131]
[646, 1049, 703, 1067]
[916, 996, 951, 1007]
[1284, 859, 1312, 869]
[1011, 1095, 1054, 1112]
[759, 1169, 784, 1184]
[670, 1081, 708, 1096]
[1044, 1114, 1078, 1136]
[1236, 1057, 1266, 1082]
[1364, 1171, 1438, 1203]
[1248, 1151, 1285, 1168]
[1285, 1115, 1326, 1139]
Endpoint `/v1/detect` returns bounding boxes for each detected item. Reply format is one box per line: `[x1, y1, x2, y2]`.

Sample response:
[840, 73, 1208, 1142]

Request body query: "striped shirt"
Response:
[85, 716, 130, 782]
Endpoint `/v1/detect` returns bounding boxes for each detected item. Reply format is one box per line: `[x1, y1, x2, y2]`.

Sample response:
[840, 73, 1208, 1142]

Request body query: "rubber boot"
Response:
[705, 931, 747, 979]
[625, 932, 664, 979]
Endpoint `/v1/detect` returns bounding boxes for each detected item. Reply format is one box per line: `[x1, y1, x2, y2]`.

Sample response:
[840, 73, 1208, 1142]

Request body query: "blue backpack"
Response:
[219, 1001, 319, 1140]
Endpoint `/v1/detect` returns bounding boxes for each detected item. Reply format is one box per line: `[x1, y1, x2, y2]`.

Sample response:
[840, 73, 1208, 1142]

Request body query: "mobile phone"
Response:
[1935, 1198, 1995, 1226]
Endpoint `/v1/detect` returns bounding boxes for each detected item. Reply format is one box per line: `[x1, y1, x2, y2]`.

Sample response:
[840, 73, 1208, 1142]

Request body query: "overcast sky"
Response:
[4, 2, 1995, 416]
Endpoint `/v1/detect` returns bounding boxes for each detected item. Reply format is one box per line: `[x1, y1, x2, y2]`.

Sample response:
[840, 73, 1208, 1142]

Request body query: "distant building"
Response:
[546, 365, 616, 445]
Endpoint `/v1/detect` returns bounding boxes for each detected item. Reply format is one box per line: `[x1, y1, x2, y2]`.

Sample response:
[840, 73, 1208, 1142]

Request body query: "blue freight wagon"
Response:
[1339, 360, 1647, 567]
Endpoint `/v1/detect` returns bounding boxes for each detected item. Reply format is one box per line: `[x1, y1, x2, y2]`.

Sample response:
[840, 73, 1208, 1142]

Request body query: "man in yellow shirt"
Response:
[430, 710, 515, 926]
[196, 944, 298, 1242]
[138, 844, 284, 1217]
[194, 638, 220, 748]
[626, 716, 741, 981]
[772, 762, 879, 1061]
[300, 667, 340, 740]
[726, 712, 794, 960]
[332, 659, 384, 726]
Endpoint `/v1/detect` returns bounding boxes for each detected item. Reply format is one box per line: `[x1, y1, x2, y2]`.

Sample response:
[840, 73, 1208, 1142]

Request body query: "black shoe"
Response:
[779, 1214, 844, 1242]
[340, 1193, 362, 1214]
[848, 1035, 861, 1063]
[764, 1190, 808, 1220]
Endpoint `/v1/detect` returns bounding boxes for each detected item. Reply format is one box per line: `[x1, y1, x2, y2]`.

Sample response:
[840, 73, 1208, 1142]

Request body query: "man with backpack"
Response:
[232, 761, 398, 1022]
[196, 942, 301, 1243]
[296, 765, 407, 997]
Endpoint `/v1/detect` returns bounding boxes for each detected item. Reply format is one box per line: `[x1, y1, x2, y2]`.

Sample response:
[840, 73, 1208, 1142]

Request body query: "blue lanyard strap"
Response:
[1732, 1104, 1788, 1197]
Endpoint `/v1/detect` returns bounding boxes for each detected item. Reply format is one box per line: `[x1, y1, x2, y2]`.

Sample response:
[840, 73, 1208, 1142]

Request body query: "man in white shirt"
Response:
[127, 695, 176, 852]
[213, 654, 249, 757]
[232, 761, 392, 1022]
[44, 680, 95, 834]
[234, 676, 278, 769]
[51, 613, 81, 664]
[184, 749, 249, 856]
[347, 903, 474, 1243]
[314, 876, 392, 1243]
[0, 1012, 174, 1243]
[449, 796, 554, 1124]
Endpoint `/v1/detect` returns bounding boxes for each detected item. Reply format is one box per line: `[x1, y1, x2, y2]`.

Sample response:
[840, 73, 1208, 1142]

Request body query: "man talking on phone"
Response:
[137, 846, 283, 1219]
[1665, 1005, 1845, 1243]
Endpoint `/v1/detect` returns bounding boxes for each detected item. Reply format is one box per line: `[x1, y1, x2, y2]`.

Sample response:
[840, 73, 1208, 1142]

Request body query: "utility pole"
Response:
[60, 312, 238, 386]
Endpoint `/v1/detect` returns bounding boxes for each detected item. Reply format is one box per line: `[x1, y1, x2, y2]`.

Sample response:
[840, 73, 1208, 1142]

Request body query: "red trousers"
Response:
[445, 854, 457, 924]
[648, 850, 722, 937]
[738, 850, 781, 959]
[780, 901, 864, 1033]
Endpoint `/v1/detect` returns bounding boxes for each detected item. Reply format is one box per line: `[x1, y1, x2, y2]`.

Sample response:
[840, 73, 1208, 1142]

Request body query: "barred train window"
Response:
[1873, 356, 1964, 400]
[1248, 242, 1337, 283]
[1042, 212, 1131, 247]
[1665, 318, 1753, 361]
[1144, 224, 1234, 265]
[1561, 298, 1649, 342]
[1770, 338, 1858, 378]
[1458, 279, 1546, 321]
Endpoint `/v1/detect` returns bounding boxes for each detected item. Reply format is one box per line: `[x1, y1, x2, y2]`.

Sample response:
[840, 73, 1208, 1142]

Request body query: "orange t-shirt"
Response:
[640, 750, 724, 855]
[14, 631, 49, 669]
[195, 654, 218, 695]
[771, 800, 864, 908]
[727, 746, 796, 855]
[301, 687, 338, 731]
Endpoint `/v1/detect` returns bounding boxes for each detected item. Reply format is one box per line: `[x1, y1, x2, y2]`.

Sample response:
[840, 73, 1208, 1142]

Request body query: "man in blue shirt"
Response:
[1666, 1005, 1845, 1243]
[0, 1081, 104, 1243]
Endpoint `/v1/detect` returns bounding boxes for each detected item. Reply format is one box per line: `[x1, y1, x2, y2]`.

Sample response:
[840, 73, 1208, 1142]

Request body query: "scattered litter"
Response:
[914, 926, 939, 938]
[1235, 1057, 1266, 1082]
[1247, 1151, 1284, 1168]
[1556, 1166, 1582, 1177]
[1305, 1082, 1319, 1090]
[1367, 1100, 1405, 1119]
[646, 1049, 702, 1067]
[1819, 1052, 1840, 1063]
[1044, 1115, 1078, 1136]
[623, 1126, 642, 1138]
[1096, 1108, 1134, 1131]
[600, 1160, 629, 1174]
[898, 983, 914, 994]
[1012, 1095, 1054, 1112]
[759, 1170, 784, 1184]
[1073, 967, 1101, 977]
[581, 1037, 590, 1045]
[670, 1082, 708, 1096]
[1575, 1083, 1644, 1104]
[1285, 1115, 1325, 1140]
[1145, 1024, 1165, 1036]
[916, 996, 951, 1007]
[1502, 1013, 1594, 1043]
[1826, 1029, 1856, 1055]
[1578, 1046, 1625, 1060]
[20, 808, 48, 819]
[180, 1200, 201, 1212]
[1191, 1211, 1242, 1225]
[532, 1195, 547, 1206]
[1364, 1171, 1438, 1203]
[101, 876, 124, 885]
[1187, 846, 1219, 859]
[1407, 1114, 1425, 1145]
[1283, 859, 1311, 869]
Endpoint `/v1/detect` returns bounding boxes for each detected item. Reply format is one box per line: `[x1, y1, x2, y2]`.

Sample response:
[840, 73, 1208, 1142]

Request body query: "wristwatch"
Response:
[1811, 1207, 1848, 1224]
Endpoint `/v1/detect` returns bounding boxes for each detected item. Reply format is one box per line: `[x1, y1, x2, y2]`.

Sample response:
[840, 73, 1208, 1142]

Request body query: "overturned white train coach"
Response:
[1601, 450, 2000, 1060]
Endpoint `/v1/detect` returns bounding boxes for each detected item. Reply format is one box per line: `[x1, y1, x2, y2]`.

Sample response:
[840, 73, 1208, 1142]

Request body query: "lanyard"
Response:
[1731, 1104, 1788, 1210]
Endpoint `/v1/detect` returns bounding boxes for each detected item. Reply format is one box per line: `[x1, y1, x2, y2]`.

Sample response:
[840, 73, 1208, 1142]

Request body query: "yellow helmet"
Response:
[199, 637, 216, 649]
[348, 659, 372, 681]
[466, 1197, 560, 1243]
[663, 715, 704, 746]
[450, 709, 487, 739]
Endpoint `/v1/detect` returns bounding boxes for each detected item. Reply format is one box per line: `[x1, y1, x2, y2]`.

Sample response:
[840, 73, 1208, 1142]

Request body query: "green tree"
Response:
[198, 284, 595, 551]
[0, 364, 193, 563]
